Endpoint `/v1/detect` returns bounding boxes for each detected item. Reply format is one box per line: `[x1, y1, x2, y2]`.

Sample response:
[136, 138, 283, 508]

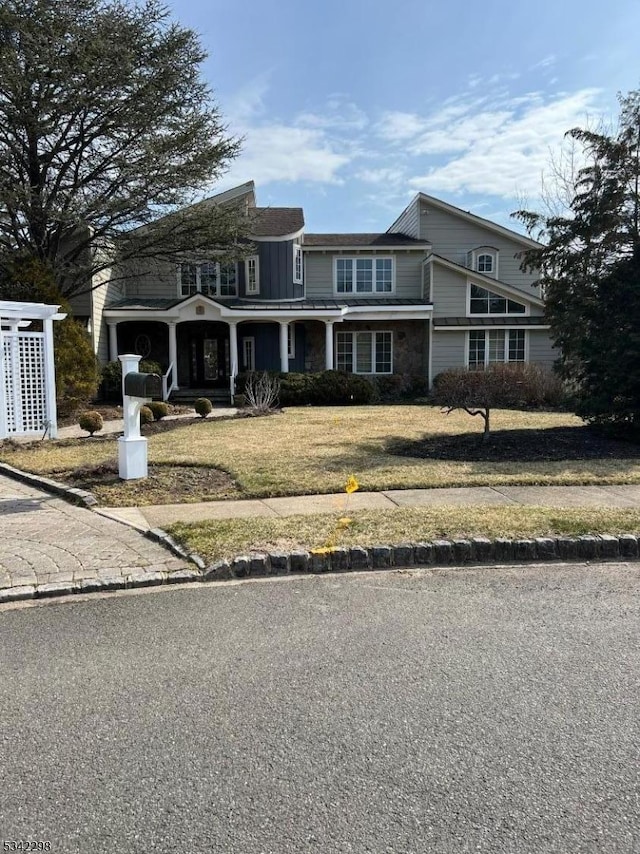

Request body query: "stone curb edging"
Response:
[0, 461, 98, 507]
[0, 462, 207, 570]
[2, 533, 640, 605]
[202, 533, 640, 581]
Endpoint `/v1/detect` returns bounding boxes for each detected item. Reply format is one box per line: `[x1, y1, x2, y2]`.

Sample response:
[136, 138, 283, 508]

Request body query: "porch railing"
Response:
[162, 362, 176, 401]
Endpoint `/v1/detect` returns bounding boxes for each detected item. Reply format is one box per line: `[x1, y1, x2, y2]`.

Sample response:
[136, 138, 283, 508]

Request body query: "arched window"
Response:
[477, 253, 493, 273]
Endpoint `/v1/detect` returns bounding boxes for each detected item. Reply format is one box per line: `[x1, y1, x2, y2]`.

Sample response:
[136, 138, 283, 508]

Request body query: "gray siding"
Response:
[304, 251, 424, 299]
[431, 330, 466, 377]
[431, 265, 467, 316]
[419, 201, 540, 296]
[387, 197, 420, 238]
[528, 330, 557, 369]
[91, 263, 123, 364]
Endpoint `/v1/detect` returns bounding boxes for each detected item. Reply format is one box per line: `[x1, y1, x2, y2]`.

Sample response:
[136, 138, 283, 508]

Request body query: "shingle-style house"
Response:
[71, 181, 554, 401]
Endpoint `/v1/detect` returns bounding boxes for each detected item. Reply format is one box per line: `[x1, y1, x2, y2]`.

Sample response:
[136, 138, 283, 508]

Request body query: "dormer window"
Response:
[467, 247, 498, 278]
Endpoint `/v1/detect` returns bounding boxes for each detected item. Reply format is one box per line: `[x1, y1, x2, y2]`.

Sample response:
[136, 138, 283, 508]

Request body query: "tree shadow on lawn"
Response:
[385, 425, 640, 463]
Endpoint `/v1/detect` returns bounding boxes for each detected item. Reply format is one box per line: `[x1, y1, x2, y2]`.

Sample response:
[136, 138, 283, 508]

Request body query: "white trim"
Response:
[177, 261, 238, 298]
[467, 246, 499, 279]
[466, 329, 529, 369]
[466, 282, 529, 317]
[335, 329, 394, 375]
[428, 253, 545, 307]
[293, 244, 303, 284]
[241, 336, 255, 371]
[414, 193, 543, 249]
[427, 316, 433, 390]
[245, 255, 260, 295]
[333, 256, 395, 296]
[436, 324, 549, 331]
[303, 243, 429, 252]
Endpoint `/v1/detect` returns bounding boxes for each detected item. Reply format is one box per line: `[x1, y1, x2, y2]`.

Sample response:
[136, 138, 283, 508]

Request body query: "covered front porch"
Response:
[103, 294, 434, 402]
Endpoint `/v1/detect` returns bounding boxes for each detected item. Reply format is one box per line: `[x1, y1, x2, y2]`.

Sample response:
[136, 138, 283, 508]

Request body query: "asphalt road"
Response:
[1, 562, 639, 853]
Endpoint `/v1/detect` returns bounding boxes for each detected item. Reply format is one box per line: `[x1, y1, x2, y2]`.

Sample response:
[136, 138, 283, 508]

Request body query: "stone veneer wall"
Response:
[303, 319, 428, 379]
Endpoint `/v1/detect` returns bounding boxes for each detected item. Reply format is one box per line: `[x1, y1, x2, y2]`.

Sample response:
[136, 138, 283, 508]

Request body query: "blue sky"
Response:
[167, 0, 640, 234]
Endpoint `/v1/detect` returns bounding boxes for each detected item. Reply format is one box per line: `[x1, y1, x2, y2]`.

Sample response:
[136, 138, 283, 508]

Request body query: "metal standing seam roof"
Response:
[105, 296, 433, 312]
[433, 316, 549, 327]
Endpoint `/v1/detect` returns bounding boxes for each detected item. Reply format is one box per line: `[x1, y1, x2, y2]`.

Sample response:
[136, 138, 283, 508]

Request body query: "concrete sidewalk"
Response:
[99, 483, 640, 532]
[54, 407, 237, 440]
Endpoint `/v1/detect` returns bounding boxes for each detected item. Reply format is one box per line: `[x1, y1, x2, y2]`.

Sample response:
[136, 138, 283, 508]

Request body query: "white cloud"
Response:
[399, 88, 603, 198]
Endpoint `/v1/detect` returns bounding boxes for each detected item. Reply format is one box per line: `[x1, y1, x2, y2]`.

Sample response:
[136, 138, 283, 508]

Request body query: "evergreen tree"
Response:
[515, 89, 640, 432]
[0, 0, 244, 300]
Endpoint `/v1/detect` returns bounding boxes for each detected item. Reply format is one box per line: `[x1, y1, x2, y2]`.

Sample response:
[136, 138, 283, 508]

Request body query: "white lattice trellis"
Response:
[0, 301, 65, 439]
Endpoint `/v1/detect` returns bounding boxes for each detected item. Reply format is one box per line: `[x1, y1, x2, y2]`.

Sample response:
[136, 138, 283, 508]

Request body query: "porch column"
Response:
[107, 321, 118, 361]
[228, 321, 238, 377]
[167, 321, 178, 390]
[324, 320, 334, 370]
[279, 321, 289, 373]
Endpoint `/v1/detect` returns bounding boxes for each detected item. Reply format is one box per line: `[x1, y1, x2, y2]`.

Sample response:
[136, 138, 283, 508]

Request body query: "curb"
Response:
[2, 533, 639, 606]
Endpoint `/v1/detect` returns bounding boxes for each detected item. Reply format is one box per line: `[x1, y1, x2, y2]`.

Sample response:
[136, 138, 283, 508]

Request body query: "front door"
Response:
[190, 335, 229, 387]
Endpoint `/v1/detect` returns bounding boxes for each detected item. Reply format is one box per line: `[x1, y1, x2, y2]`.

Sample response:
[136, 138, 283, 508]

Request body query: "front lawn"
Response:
[2, 405, 640, 505]
[167, 505, 640, 563]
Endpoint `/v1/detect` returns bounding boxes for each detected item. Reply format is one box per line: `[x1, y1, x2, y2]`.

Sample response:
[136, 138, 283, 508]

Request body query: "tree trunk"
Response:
[481, 408, 490, 443]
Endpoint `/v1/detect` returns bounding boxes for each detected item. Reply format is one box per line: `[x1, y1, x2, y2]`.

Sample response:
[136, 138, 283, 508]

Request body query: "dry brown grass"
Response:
[2, 405, 640, 504]
[167, 505, 640, 562]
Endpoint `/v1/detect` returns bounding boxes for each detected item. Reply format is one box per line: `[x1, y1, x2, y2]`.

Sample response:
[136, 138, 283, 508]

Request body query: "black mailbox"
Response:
[123, 372, 162, 399]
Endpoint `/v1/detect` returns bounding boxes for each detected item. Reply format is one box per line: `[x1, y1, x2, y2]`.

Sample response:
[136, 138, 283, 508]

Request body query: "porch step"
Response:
[169, 388, 232, 406]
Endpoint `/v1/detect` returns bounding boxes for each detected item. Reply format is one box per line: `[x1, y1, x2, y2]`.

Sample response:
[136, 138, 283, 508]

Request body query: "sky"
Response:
[166, 0, 640, 235]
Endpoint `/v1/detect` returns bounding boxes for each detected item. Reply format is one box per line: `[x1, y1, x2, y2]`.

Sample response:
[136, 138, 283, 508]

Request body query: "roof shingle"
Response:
[249, 207, 304, 237]
[304, 232, 427, 247]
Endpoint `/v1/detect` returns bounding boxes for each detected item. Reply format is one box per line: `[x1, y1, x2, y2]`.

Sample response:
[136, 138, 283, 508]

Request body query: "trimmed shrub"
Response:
[244, 371, 280, 413]
[148, 401, 169, 420]
[194, 397, 213, 418]
[279, 372, 316, 405]
[139, 405, 154, 425]
[311, 370, 374, 405]
[78, 410, 103, 436]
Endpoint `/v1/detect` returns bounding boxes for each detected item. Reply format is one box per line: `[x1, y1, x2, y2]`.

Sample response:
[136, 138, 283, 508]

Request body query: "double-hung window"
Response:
[293, 245, 303, 284]
[178, 262, 238, 297]
[335, 257, 394, 294]
[245, 256, 259, 295]
[336, 331, 393, 374]
[468, 330, 526, 370]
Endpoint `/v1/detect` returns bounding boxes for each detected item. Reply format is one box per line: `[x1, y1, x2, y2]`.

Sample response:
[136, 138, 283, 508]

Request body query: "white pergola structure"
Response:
[0, 300, 66, 439]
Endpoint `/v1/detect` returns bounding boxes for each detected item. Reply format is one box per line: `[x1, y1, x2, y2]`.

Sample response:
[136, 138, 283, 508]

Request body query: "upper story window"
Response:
[334, 257, 394, 294]
[469, 284, 526, 315]
[245, 256, 259, 295]
[178, 262, 237, 298]
[293, 245, 303, 284]
[467, 247, 498, 278]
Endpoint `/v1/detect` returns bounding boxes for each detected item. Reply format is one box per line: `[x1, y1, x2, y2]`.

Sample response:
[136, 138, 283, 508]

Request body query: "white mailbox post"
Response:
[118, 354, 150, 480]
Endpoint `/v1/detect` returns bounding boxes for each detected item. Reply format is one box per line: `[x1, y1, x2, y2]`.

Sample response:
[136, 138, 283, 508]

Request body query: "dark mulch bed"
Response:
[58, 460, 238, 505]
[387, 426, 640, 462]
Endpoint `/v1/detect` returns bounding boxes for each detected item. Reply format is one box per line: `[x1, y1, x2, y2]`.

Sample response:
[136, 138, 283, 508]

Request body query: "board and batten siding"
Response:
[419, 201, 539, 296]
[304, 251, 424, 300]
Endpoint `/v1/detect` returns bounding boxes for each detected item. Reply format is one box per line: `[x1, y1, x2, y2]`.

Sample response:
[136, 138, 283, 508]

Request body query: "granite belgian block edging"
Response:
[2, 532, 640, 605]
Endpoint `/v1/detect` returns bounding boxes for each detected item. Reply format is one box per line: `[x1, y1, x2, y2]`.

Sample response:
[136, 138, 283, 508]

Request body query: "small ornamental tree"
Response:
[432, 365, 527, 442]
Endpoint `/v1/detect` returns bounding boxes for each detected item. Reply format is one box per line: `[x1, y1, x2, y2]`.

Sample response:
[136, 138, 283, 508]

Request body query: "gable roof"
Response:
[389, 192, 543, 250]
[249, 207, 304, 238]
[304, 232, 428, 248]
[427, 252, 544, 307]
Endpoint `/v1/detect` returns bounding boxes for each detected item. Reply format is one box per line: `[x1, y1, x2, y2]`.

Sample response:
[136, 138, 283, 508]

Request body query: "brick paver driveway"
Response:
[0, 474, 189, 595]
